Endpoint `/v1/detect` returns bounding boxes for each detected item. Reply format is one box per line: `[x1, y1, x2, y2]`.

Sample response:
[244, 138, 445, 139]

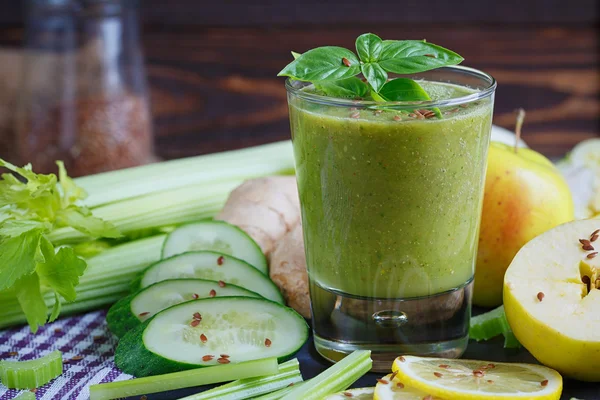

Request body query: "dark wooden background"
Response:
[0, 0, 598, 159]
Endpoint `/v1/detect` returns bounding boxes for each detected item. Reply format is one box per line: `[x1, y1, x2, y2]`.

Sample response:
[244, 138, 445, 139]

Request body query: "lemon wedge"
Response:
[374, 373, 440, 399]
[324, 387, 374, 399]
[391, 356, 562, 400]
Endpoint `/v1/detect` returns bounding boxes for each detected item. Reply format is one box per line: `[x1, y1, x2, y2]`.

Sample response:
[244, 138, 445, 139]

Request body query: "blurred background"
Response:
[0, 0, 598, 175]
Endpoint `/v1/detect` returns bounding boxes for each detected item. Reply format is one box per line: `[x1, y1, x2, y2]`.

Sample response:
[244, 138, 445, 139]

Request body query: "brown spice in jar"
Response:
[16, 93, 153, 177]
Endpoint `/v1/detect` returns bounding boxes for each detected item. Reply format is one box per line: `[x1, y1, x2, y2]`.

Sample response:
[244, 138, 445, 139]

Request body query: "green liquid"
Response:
[289, 81, 493, 299]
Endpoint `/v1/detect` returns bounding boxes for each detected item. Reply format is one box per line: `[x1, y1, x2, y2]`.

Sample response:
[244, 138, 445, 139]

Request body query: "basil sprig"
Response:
[279, 33, 463, 103]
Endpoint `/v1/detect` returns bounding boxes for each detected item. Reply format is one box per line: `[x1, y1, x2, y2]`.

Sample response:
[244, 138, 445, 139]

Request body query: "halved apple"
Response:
[503, 218, 600, 381]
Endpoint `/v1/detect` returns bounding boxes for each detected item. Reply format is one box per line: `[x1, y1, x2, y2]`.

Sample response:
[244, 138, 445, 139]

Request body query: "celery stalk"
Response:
[89, 357, 279, 400]
[469, 306, 511, 341]
[253, 381, 307, 400]
[178, 359, 302, 400]
[0, 350, 62, 389]
[48, 183, 236, 244]
[77, 141, 295, 208]
[281, 351, 371, 400]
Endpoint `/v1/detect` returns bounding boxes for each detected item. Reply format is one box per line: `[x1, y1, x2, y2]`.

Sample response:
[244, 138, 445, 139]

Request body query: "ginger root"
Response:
[216, 176, 300, 256]
[269, 223, 310, 318]
[216, 176, 310, 317]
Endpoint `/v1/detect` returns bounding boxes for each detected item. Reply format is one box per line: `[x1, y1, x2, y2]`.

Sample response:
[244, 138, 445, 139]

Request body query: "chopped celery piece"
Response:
[13, 393, 36, 400]
[281, 351, 372, 400]
[503, 330, 522, 349]
[89, 357, 279, 400]
[0, 350, 62, 389]
[253, 381, 306, 400]
[179, 359, 302, 400]
[469, 305, 511, 341]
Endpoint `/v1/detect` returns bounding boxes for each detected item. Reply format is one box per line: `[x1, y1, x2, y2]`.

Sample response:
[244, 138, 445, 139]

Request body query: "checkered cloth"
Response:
[0, 310, 132, 400]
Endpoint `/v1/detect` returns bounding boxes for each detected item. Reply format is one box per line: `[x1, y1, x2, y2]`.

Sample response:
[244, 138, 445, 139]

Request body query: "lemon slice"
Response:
[392, 356, 562, 400]
[324, 387, 374, 399]
[374, 374, 441, 399]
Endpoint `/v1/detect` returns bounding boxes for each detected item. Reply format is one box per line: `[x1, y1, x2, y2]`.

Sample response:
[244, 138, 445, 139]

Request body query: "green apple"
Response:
[504, 218, 600, 381]
[473, 142, 574, 307]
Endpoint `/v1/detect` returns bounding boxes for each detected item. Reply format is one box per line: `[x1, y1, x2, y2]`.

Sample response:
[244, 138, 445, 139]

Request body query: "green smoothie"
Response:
[289, 80, 493, 299]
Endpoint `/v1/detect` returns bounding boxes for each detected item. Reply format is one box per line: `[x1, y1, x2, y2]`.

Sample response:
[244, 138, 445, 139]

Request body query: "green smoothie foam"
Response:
[289, 80, 493, 299]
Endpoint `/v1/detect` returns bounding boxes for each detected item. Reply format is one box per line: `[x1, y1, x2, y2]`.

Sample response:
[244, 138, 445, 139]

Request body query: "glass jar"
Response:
[15, 0, 153, 176]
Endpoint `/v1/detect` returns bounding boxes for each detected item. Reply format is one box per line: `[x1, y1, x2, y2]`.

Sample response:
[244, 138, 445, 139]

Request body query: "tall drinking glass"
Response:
[286, 66, 496, 371]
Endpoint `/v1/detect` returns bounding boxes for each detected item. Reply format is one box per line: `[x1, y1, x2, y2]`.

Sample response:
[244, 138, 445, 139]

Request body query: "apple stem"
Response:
[514, 108, 526, 154]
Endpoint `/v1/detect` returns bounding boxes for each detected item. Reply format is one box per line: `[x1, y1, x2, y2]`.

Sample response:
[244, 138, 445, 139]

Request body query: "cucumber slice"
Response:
[0, 350, 62, 389]
[115, 297, 309, 377]
[136, 252, 284, 304]
[107, 279, 263, 338]
[162, 221, 268, 274]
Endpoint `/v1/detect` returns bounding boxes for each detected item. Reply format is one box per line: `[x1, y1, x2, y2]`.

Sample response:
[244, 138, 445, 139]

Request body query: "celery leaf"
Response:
[48, 292, 62, 323]
[0, 220, 52, 238]
[14, 273, 48, 333]
[0, 229, 43, 291]
[37, 242, 87, 302]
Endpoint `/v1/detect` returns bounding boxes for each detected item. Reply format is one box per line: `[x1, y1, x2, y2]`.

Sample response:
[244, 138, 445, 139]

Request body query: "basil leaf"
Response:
[361, 63, 388, 93]
[379, 40, 464, 74]
[378, 78, 431, 102]
[278, 46, 360, 81]
[355, 33, 383, 63]
[315, 77, 369, 99]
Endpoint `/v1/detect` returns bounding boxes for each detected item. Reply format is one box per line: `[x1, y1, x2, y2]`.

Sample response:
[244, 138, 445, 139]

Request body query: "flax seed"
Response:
[537, 292, 545, 301]
[487, 363, 496, 369]
[473, 370, 484, 377]
[587, 252, 598, 259]
[54, 328, 62, 333]
[592, 229, 600, 237]
[350, 111, 360, 119]
[580, 238, 591, 245]
[193, 312, 202, 319]
[217, 256, 225, 265]
[71, 355, 83, 361]
[591, 234, 599, 242]
[583, 244, 595, 251]
[390, 371, 398, 380]
[541, 379, 548, 386]
[200, 334, 208, 343]
[434, 372, 443, 378]
[265, 338, 272, 347]
[218, 280, 226, 288]
[209, 289, 217, 297]
[220, 354, 230, 358]
[138, 312, 150, 317]
[377, 379, 389, 384]
[343, 392, 353, 397]
[393, 115, 402, 121]
[439, 364, 449, 369]
[191, 319, 200, 327]
[487, 380, 494, 384]
[192, 293, 199, 299]
[9, 352, 18, 356]
[217, 357, 230, 364]
[399, 356, 406, 362]
[397, 382, 405, 388]
[342, 57, 351, 67]
[202, 355, 214, 361]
